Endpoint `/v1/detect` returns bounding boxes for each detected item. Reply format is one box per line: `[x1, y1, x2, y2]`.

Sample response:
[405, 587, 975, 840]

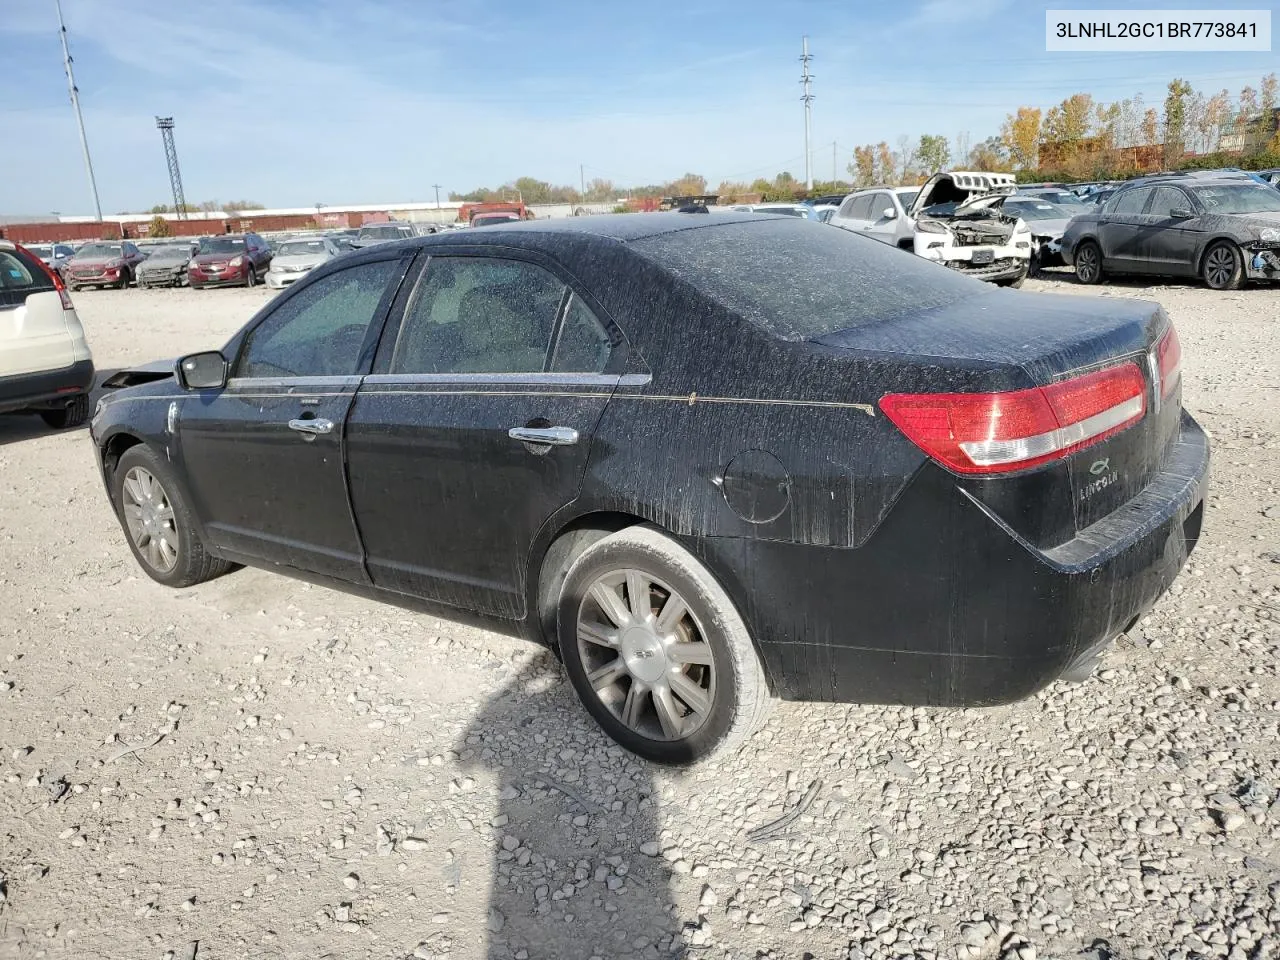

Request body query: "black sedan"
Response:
[1062, 175, 1280, 289]
[89, 214, 1208, 764]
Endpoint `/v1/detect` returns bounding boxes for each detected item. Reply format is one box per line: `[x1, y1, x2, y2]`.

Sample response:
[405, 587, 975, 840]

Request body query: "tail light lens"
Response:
[880, 362, 1147, 475]
[1156, 325, 1181, 399]
[15, 243, 74, 310]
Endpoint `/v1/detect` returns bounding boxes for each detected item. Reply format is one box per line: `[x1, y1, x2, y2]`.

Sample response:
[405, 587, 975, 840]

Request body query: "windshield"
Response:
[150, 245, 192, 259]
[75, 243, 122, 258]
[1028, 190, 1085, 205]
[361, 225, 409, 238]
[1003, 200, 1069, 221]
[199, 237, 246, 254]
[27, 245, 53, 258]
[1193, 183, 1280, 215]
[278, 240, 329, 256]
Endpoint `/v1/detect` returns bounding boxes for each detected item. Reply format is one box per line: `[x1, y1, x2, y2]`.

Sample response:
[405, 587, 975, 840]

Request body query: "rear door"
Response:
[0, 246, 74, 377]
[861, 192, 901, 245]
[345, 250, 625, 618]
[831, 194, 874, 234]
[1097, 187, 1152, 271]
[1135, 185, 1202, 275]
[177, 254, 410, 580]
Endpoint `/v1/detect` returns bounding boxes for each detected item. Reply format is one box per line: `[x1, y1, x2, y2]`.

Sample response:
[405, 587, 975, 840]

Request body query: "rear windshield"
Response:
[1, 248, 55, 308]
[631, 218, 986, 341]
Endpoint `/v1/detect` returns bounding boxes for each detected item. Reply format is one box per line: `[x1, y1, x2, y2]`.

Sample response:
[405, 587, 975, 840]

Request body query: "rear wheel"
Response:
[112, 445, 232, 588]
[1074, 240, 1104, 284]
[116, 270, 130, 290]
[1202, 240, 1244, 290]
[39, 394, 88, 429]
[244, 263, 256, 288]
[557, 525, 771, 765]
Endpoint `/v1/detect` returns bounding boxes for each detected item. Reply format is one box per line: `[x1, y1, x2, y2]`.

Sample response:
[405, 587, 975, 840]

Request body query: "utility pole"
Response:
[431, 184, 441, 208]
[580, 164, 586, 201]
[832, 141, 837, 185]
[800, 36, 814, 191]
[55, 0, 101, 221]
[155, 117, 187, 219]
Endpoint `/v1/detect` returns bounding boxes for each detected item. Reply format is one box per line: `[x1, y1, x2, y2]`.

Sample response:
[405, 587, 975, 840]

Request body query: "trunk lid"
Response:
[816, 291, 1180, 546]
[0, 291, 78, 377]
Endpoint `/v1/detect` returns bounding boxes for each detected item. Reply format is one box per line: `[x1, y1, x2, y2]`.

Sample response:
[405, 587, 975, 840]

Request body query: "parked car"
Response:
[356, 222, 415, 245]
[326, 234, 360, 253]
[1062, 175, 1280, 289]
[90, 213, 1207, 763]
[266, 237, 341, 289]
[1001, 198, 1075, 270]
[1, 241, 94, 428]
[136, 242, 198, 289]
[188, 234, 272, 289]
[830, 187, 921, 247]
[26, 243, 76, 279]
[743, 203, 814, 219]
[470, 212, 523, 228]
[1018, 187, 1090, 209]
[65, 240, 147, 290]
[909, 171, 1032, 285]
[810, 204, 839, 223]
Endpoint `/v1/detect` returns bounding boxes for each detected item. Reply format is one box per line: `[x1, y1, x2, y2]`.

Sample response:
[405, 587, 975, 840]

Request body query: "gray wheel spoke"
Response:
[155, 504, 174, 524]
[625, 570, 650, 620]
[621, 682, 647, 728]
[588, 657, 627, 691]
[668, 640, 713, 666]
[669, 671, 710, 717]
[123, 474, 145, 505]
[654, 592, 688, 634]
[590, 581, 632, 629]
[651, 684, 682, 739]
[156, 535, 177, 568]
[147, 538, 162, 568]
[578, 618, 619, 648]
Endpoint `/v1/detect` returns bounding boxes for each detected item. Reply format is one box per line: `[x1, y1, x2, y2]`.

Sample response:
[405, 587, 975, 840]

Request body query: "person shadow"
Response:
[458, 651, 684, 960]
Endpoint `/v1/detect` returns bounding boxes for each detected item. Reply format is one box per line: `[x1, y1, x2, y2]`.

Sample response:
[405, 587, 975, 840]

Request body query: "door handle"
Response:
[508, 425, 579, 446]
[288, 417, 334, 435]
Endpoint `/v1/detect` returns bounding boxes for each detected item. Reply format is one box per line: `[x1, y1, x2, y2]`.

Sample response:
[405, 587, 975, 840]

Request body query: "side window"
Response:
[551, 294, 612, 373]
[1148, 186, 1190, 218]
[1108, 187, 1150, 215]
[870, 193, 895, 219]
[237, 259, 400, 378]
[390, 257, 562, 375]
[837, 196, 859, 217]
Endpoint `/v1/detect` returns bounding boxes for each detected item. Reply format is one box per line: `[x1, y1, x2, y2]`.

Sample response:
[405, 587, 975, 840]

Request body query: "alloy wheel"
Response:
[1076, 245, 1099, 282]
[576, 569, 716, 742]
[1204, 245, 1236, 289]
[121, 466, 180, 573]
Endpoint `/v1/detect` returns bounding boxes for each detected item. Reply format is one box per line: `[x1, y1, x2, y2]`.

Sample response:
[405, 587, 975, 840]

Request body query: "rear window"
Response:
[630, 218, 986, 341]
[0, 248, 55, 309]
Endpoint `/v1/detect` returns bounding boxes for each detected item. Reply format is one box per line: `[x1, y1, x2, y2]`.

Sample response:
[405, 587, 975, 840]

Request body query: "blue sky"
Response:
[1, 0, 1275, 215]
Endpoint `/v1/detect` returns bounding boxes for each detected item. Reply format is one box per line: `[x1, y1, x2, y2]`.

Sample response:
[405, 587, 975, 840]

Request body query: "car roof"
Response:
[1117, 174, 1261, 190]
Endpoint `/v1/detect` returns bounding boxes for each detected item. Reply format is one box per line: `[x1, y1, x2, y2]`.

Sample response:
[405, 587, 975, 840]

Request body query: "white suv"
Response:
[0, 240, 95, 428]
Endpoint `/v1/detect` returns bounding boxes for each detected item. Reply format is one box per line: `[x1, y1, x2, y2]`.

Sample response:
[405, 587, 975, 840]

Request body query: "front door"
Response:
[177, 255, 410, 580]
[1135, 185, 1202, 276]
[346, 252, 624, 618]
[862, 192, 902, 245]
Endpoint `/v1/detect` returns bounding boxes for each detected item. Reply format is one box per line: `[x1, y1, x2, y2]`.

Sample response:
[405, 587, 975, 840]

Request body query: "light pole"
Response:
[55, 0, 102, 221]
[432, 184, 441, 208]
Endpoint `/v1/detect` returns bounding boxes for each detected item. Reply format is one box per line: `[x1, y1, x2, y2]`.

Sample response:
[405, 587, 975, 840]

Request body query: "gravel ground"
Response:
[0, 275, 1278, 960]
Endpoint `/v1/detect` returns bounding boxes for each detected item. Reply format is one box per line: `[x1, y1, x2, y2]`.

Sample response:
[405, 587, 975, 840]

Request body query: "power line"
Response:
[54, 0, 100, 221]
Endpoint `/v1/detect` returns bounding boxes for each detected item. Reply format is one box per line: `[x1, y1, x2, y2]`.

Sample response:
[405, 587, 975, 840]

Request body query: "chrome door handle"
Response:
[508, 425, 579, 446]
[288, 417, 334, 435]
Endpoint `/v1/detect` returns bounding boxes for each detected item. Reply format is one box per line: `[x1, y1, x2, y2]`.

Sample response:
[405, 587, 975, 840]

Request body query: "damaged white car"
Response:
[909, 171, 1032, 286]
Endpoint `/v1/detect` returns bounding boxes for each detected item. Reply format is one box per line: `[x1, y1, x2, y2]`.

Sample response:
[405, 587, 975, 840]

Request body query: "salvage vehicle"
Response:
[1018, 186, 1089, 209]
[909, 172, 1032, 286]
[90, 213, 1207, 764]
[266, 237, 341, 289]
[1062, 174, 1280, 289]
[188, 233, 272, 288]
[1, 241, 94, 428]
[829, 187, 919, 247]
[136, 242, 198, 288]
[1001, 197, 1075, 271]
[26, 243, 76, 279]
[65, 240, 147, 290]
[356, 222, 416, 246]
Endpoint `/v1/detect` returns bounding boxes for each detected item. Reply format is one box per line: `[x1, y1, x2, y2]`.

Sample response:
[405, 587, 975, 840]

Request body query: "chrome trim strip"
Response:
[227, 376, 362, 388]
[362, 372, 646, 387]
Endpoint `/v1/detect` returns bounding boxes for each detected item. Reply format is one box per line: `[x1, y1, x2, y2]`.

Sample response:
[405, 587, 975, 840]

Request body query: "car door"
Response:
[176, 253, 411, 580]
[1135, 185, 1203, 275]
[831, 194, 872, 234]
[861, 192, 902, 245]
[345, 251, 625, 618]
[1096, 186, 1152, 271]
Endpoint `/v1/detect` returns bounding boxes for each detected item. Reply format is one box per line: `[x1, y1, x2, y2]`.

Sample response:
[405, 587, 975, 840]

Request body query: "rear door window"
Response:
[0, 247, 55, 309]
[1107, 188, 1150, 215]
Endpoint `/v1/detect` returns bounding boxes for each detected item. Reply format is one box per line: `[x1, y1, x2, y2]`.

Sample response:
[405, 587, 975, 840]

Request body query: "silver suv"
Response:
[829, 186, 921, 248]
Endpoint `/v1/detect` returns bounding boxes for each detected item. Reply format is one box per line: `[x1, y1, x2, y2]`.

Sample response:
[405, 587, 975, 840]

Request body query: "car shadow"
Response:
[457, 658, 684, 960]
[0, 367, 119, 449]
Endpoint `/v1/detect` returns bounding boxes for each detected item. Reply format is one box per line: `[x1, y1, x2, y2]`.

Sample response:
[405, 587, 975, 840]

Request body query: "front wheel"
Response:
[557, 525, 771, 765]
[244, 264, 256, 288]
[1202, 240, 1244, 290]
[112, 445, 232, 588]
[1074, 240, 1104, 284]
[116, 270, 130, 290]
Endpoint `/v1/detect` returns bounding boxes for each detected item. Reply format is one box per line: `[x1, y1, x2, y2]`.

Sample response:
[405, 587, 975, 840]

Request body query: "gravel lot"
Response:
[0, 275, 1278, 960]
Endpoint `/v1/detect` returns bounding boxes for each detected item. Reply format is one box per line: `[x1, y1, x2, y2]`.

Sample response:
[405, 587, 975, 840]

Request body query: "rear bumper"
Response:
[695, 411, 1209, 706]
[0, 359, 95, 414]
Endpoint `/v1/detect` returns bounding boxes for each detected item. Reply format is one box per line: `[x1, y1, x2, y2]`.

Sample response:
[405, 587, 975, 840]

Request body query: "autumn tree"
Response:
[849, 145, 876, 187]
[874, 142, 895, 184]
[1000, 106, 1042, 169]
[1141, 107, 1160, 145]
[1198, 89, 1232, 153]
[584, 178, 615, 202]
[895, 135, 917, 183]
[1163, 78, 1194, 163]
[969, 136, 1010, 171]
[667, 172, 707, 196]
[952, 131, 972, 169]
[916, 134, 950, 174]
[147, 215, 172, 238]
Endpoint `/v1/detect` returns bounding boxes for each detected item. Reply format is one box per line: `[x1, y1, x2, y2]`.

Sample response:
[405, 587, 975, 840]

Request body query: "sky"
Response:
[0, 0, 1276, 216]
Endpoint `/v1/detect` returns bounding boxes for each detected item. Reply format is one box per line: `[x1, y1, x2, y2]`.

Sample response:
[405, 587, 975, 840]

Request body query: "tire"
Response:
[116, 270, 130, 290]
[556, 525, 771, 765]
[1074, 240, 1104, 284]
[244, 263, 256, 288]
[39, 393, 88, 429]
[112, 444, 232, 588]
[1201, 240, 1245, 290]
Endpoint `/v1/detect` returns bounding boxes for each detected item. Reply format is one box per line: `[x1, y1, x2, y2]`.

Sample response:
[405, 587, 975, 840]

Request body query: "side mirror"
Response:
[882, 207, 897, 220]
[1169, 207, 1194, 219]
[177, 351, 228, 390]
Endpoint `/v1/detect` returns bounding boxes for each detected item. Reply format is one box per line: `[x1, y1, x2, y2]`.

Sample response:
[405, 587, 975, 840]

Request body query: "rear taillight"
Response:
[15, 243, 74, 310]
[880, 362, 1147, 475]
[1156, 325, 1181, 400]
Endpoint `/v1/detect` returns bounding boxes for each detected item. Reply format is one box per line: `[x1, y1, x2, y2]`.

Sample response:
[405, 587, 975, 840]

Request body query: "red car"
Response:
[188, 234, 272, 289]
[65, 240, 147, 290]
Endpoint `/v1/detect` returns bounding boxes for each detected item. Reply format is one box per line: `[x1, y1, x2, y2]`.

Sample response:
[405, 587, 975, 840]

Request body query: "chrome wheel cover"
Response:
[121, 466, 180, 573]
